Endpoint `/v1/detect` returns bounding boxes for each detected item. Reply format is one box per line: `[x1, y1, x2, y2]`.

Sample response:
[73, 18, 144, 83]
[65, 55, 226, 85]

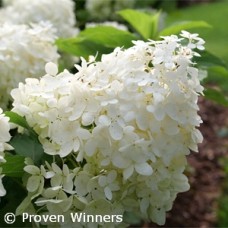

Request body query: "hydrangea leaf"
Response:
[9, 134, 44, 165]
[159, 20, 211, 37]
[204, 66, 228, 94]
[117, 9, 160, 39]
[195, 50, 227, 68]
[4, 111, 30, 130]
[78, 26, 137, 48]
[4, 111, 37, 138]
[0, 154, 25, 177]
[56, 37, 113, 60]
[204, 88, 228, 107]
[56, 26, 137, 59]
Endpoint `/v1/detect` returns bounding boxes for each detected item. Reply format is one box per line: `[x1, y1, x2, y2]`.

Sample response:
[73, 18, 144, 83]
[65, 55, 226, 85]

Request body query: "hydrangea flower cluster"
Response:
[11, 31, 204, 226]
[85, 0, 136, 20]
[1, 0, 77, 38]
[0, 23, 59, 109]
[0, 108, 13, 196]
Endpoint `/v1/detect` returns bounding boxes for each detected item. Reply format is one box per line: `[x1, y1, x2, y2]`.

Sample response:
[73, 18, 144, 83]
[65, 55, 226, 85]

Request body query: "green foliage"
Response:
[204, 67, 228, 93]
[5, 111, 31, 131]
[204, 88, 228, 107]
[195, 51, 227, 69]
[123, 211, 142, 225]
[159, 20, 211, 37]
[0, 177, 31, 228]
[1, 154, 25, 177]
[3, 111, 45, 166]
[117, 9, 161, 39]
[217, 195, 228, 227]
[194, 51, 228, 106]
[56, 26, 137, 60]
[10, 134, 44, 165]
[4, 111, 37, 138]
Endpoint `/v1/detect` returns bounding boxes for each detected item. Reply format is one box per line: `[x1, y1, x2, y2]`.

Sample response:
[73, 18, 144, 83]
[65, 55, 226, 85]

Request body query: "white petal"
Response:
[82, 112, 94, 126]
[98, 115, 111, 126]
[109, 122, 123, 140]
[27, 176, 40, 192]
[24, 165, 40, 175]
[104, 186, 112, 200]
[45, 62, 58, 76]
[0, 177, 6, 196]
[135, 163, 153, 176]
[123, 165, 134, 180]
[140, 198, 150, 215]
[85, 139, 97, 157]
[98, 176, 107, 187]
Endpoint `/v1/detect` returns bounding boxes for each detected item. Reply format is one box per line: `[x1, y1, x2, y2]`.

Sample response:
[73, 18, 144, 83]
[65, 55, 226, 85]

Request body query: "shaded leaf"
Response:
[10, 134, 44, 165]
[78, 26, 137, 48]
[4, 111, 30, 130]
[203, 66, 228, 94]
[56, 26, 137, 60]
[4, 111, 37, 139]
[204, 88, 228, 107]
[56, 37, 112, 60]
[195, 51, 227, 69]
[1, 155, 25, 177]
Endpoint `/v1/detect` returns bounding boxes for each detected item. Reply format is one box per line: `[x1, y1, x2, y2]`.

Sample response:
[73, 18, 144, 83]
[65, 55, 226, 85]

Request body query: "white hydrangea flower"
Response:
[24, 165, 54, 193]
[13, 32, 204, 226]
[0, 23, 59, 109]
[0, 108, 13, 197]
[0, 108, 13, 163]
[0, 168, 6, 197]
[1, 0, 77, 38]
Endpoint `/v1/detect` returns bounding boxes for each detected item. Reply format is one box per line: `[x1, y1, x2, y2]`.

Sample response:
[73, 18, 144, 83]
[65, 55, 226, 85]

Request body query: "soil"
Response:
[147, 97, 228, 228]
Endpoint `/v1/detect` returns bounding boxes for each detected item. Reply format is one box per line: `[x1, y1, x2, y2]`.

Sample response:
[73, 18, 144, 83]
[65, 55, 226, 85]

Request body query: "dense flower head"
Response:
[0, 108, 13, 196]
[12, 31, 204, 226]
[1, 0, 77, 38]
[0, 22, 59, 109]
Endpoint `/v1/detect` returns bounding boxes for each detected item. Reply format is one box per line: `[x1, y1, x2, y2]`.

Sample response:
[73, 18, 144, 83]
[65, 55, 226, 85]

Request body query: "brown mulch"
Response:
[147, 98, 228, 228]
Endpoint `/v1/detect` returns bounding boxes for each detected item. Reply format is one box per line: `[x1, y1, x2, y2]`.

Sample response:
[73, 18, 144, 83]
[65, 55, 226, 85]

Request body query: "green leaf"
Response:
[9, 134, 44, 165]
[117, 9, 160, 39]
[123, 211, 142, 225]
[204, 88, 228, 107]
[1, 155, 25, 177]
[159, 20, 211, 37]
[56, 37, 112, 60]
[4, 111, 30, 130]
[0, 177, 32, 228]
[195, 51, 227, 69]
[203, 66, 228, 94]
[56, 26, 137, 60]
[78, 26, 137, 48]
[4, 111, 37, 139]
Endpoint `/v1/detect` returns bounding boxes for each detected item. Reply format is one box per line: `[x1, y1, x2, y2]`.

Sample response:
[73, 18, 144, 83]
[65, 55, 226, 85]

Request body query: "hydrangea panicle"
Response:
[12, 31, 204, 226]
[1, 0, 77, 38]
[0, 23, 59, 109]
